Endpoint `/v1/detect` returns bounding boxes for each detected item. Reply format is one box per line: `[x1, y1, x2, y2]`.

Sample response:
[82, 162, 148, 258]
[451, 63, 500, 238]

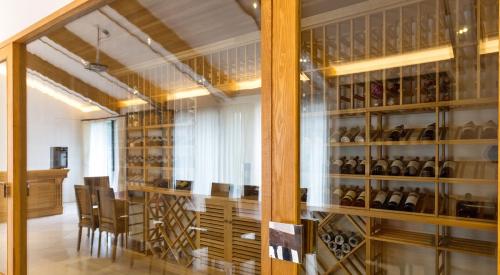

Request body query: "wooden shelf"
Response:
[371, 228, 435, 248]
[305, 203, 497, 231]
[438, 236, 497, 257]
[301, 98, 498, 118]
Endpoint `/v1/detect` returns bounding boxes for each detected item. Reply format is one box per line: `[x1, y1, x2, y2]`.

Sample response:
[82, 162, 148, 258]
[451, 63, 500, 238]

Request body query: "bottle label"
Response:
[407, 160, 420, 170]
[333, 188, 343, 198]
[389, 191, 403, 204]
[376, 160, 388, 171]
[357, 191, 366, 201]
[423, 161, 435, 169]
[405, 193, 419, 206]
[391, 160, 404, 170]
[374, 191, 387, 203]
[344, 190, 357, 201]
[346, 159, 357, 167]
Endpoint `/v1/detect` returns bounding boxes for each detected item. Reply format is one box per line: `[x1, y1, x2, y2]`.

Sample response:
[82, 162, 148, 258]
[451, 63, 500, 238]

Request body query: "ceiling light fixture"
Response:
[253, 2, 258, 9]
[85, 26, 109, 73]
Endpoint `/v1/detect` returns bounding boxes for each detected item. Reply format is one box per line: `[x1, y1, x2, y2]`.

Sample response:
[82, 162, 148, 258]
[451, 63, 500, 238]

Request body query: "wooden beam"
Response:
[108, 0, 231, 98]
[4, 42, 28, 275]
[46, 28, 164, 101]
[0, 0, 115, 49]
[26, 52, 119, 113]
[270, 0, 300, 274]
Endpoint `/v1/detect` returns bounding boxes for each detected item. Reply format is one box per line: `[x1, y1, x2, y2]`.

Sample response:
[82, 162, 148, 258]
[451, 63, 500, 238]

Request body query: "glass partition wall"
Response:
[300, 0, 498, 274]
[25, 0, 262, 274]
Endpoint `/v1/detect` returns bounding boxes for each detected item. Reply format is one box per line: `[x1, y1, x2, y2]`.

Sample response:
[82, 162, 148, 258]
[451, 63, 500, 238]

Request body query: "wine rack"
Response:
[300, 0, 499, 274]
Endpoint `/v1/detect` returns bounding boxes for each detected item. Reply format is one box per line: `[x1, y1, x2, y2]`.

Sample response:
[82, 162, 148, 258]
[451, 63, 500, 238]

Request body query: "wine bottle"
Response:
[371, 188, 389, 209]
[353, 190, 366, 207]
[340, 187, 359, 206]
[327, 241, 338, 251]
[459, 121, 477, 139]
[348, 233, 361, 247]
[355, 159, 367, 175]
[341, 156, 358, 174]
[404, 158, 421, 176]
[371, 81, 383, 107]
[389, 157, 405, 176]
[371, 159, 389, 175]
[331, 186, 344, 204]
[330, 127, 347, 143]
[354, 128, 366, 143]
[386, 187, 405, 210]
[389, 125, 406, 141]
[341, 126, 361, 143]
[341, 243, 351, 254]
[420, 158, 435, 177]
[421, 123, 436, 140]
[321, 231, 335, 243]
[330, 157, 345, 174]
[403, 188, 420, 212]
[439, 160, 457, 178]
[456, 193, 479, 218]
[480, 120, 497, 139]
[334, 248, 343, 259]
[334, 232, 347, 245]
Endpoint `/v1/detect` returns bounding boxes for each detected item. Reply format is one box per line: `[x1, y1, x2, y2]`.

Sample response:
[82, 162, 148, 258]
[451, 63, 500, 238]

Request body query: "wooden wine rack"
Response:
[126, 184, 261, 273]
[300, 0, 499, 274]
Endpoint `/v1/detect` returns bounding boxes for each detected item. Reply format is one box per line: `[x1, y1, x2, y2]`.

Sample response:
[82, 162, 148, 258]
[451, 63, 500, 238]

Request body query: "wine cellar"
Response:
[300, 0, 499, 274]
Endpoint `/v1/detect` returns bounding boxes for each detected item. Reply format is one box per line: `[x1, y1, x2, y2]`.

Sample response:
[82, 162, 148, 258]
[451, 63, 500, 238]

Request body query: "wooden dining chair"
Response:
[84, 176, 110, 206]
[96, 187, 128, 261]
[74, 185, 99, 255]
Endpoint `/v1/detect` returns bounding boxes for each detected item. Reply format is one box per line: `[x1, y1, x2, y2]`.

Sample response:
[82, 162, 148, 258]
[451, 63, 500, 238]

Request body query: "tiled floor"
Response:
[25, 203, 217, 275]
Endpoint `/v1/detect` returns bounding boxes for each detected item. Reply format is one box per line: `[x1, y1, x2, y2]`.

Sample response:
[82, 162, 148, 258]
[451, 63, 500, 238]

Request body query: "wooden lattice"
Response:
[147, 193, 197, 267]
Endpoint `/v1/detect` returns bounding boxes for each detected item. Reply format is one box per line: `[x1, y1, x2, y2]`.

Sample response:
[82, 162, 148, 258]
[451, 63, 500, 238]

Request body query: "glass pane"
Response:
[0, 61, 7, 274]
[26, 0, 261, 274]
[300, 0, 498, 274]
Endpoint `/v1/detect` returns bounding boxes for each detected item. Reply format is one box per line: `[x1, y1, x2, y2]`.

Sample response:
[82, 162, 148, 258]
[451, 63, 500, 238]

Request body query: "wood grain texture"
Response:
[270, 0, 300, 273]
[260, 0, 272, 273]
[26, 52, 119, 113]
[7, 42, 27, 275]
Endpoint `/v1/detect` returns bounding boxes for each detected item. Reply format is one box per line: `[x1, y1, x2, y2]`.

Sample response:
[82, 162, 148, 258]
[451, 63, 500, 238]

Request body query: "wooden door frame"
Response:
[0, 42, 27, 275]
[0, 0, 303, 274]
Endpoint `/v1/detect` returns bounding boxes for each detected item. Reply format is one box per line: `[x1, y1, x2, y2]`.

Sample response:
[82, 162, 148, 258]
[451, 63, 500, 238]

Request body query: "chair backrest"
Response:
[211, 182, 232, 197]
[96, 187, 116, 232]
[74, 185, 94, 225]
[84, 176, 110, 205]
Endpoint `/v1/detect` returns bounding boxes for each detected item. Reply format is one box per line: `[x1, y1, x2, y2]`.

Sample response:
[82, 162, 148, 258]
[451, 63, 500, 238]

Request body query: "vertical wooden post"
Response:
[262, 0, 301, 274]
[6, 42, 27, 275]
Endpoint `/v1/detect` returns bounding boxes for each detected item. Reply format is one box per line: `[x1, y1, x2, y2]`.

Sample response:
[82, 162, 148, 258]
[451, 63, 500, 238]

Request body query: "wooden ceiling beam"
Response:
[46, 28, 165, 101]
[26, 52, 119, 113]
[108, 0, 231, 98]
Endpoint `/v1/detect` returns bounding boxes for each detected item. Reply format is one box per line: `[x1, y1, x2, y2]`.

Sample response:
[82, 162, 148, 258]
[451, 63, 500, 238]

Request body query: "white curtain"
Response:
[174, 96, 261, 199]
[300, 100, 328, 206]
[82, 120, 118, 189]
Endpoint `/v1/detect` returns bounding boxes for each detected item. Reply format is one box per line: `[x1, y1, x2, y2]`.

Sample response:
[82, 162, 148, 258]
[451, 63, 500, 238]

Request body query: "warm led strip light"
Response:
[118, 98, 148, 108]
[27, 77, 100, 113]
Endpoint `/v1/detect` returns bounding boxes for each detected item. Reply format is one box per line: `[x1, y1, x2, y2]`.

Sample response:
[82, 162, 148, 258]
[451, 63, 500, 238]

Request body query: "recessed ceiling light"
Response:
[253, 2, 258, 9]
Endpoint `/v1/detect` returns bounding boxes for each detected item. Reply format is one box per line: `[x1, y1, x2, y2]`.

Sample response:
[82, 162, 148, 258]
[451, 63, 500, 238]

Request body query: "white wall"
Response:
[27, 87, 106, 203]
[0, 0, 72, 42]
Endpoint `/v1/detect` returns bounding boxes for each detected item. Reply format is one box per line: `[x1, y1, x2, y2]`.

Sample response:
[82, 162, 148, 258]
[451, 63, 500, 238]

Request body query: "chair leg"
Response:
[90, 229, 95, 256]
[98, 231, 102, 257]
[77, 226, 82, 252]
[112, 234, 118, 262]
